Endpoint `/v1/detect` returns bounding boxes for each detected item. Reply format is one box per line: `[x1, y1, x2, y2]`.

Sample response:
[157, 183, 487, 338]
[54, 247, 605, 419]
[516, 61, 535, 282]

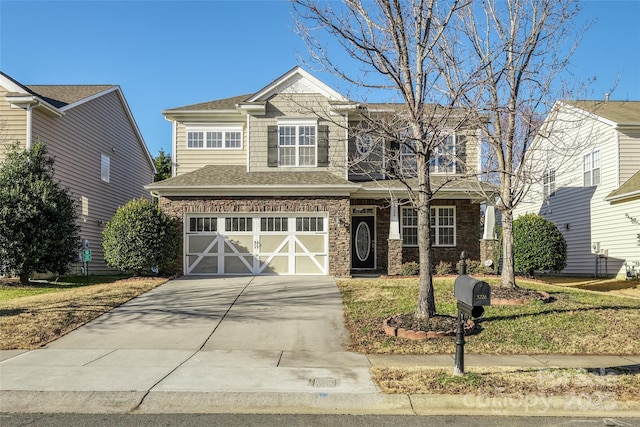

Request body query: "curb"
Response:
[2, 390, 639, 417]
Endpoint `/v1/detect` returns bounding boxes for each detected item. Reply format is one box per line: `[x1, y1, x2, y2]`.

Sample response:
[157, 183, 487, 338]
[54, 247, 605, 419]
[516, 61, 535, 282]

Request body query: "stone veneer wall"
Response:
[387, 239, 403, 275]
[159, 195, 351, 277]
[350, 199, 480, 274]
[480, 239, 500, 270]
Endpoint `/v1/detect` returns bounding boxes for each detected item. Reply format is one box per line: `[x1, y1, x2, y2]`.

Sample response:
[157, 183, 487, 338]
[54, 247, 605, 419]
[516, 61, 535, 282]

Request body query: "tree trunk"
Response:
[416, 158, 436, 319]
[500, 210, 519, 288]
[19, 272, 30, 285]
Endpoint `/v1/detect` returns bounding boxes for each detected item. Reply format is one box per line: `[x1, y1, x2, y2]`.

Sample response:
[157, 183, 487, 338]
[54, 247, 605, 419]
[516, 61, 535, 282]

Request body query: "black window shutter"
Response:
[268, 125, 278, 167]
[317, 125, 329, 167]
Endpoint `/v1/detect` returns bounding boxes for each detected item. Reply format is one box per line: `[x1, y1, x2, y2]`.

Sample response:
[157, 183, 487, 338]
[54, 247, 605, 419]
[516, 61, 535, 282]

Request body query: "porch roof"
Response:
[145, 165, 359, 196]
[353, 176, 496, 201]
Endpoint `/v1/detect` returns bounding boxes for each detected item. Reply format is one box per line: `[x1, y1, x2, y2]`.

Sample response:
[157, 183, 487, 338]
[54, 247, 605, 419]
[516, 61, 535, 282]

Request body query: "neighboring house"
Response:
[513, 100, 640, 279]
[146, 67, 493, 277]
[0, 71, 156, 274]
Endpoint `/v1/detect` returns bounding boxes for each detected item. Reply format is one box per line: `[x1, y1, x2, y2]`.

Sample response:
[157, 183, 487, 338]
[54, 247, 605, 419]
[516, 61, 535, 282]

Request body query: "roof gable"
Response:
[245, 66, 348, 103]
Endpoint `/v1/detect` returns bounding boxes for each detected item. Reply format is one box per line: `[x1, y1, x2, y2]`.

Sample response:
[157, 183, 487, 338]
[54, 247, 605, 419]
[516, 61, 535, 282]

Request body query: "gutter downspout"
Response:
[25, 105, 33, 149]
[171, 120, 177, 177]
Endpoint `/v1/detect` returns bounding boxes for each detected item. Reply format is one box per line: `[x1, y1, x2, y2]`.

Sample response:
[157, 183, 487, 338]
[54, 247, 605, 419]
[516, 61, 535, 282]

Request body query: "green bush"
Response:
[434, 260, 453, 275]
[102, 198, 180, 275]
[465, 260, 493, 275]
[400, 262, 420, 276]
[0, 141, 80, 283]
[513, 213, 567, 276]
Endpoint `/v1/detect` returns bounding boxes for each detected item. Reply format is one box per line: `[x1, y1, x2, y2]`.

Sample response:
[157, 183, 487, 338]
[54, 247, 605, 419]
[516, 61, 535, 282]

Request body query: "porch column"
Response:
[388, 199, 403, 275]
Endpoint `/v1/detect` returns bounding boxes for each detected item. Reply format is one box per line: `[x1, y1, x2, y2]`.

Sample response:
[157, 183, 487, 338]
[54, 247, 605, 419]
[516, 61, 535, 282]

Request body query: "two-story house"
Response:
[147, 67, 491, 277]
[0, 71, 156, 274]
[513, 100, 640, 278]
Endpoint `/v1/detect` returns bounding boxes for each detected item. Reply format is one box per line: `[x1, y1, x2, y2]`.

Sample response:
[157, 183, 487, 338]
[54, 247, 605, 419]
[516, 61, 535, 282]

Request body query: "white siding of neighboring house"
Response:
[619, 129, 640, 184]
[30, 90, 154, 274]
[174, 116, 247, 175]
[514, 108, 640, 278]
[0, 85, 28, 162]
[248, 93, 347, 177]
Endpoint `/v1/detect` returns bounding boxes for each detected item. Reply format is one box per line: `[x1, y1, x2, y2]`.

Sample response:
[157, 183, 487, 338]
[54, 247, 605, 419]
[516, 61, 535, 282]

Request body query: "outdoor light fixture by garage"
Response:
[454, 255, 491, 375]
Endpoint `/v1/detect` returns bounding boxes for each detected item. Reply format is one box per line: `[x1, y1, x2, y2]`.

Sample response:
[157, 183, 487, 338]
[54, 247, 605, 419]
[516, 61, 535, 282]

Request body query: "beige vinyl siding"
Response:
[31, 90, 154, 273]
[249, 93, 347, 177]
[618, 128, 640, 184]
[514, 109, 639, 277]
[0, 86, 28, 162]
[174, 120, 247, 175]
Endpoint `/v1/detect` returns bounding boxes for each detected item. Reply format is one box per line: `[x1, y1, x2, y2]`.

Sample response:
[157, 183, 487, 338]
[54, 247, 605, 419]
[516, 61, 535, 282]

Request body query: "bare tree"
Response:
[293, 0, 467, 318]
[436, 0, 586, 288]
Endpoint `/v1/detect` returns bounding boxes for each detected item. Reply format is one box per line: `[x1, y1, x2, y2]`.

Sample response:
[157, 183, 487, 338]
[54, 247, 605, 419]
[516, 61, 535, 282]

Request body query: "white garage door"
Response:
[185, 214, 328, 275]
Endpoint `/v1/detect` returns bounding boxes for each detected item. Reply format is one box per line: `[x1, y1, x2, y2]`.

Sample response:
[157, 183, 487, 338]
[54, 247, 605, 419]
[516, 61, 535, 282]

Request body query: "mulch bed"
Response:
[384, 313, 477, 340]
[490, 285, 551, 304]
[383, 286, 552, 340]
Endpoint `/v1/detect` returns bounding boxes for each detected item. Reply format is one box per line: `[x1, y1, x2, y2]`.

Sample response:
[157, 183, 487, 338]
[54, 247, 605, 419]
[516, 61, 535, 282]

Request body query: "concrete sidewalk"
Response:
[1, 276, 639, 416]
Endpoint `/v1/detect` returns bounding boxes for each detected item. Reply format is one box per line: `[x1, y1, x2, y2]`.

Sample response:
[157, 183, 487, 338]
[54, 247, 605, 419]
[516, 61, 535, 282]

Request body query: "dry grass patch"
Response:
[336, 277, 640, 355]
[541, 276, 640, 299]
[0, 276, 167, 349]
[372, 366, 640, 401]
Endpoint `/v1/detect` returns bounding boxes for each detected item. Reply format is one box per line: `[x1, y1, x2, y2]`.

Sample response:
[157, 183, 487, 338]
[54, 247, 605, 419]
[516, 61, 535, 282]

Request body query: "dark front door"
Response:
[351, 215, 375, 269]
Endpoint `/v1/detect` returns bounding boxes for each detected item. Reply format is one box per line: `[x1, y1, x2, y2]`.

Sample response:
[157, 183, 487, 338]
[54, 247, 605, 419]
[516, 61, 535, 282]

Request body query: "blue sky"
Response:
[1, 0, 639, 157]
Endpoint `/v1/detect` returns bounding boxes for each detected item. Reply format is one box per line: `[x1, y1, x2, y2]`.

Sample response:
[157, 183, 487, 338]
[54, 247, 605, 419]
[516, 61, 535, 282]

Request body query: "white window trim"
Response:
[277, 119, 318, 167]
[432, 206, 456, 247]
[185, 125, 244, 150]
[582, 149, 601, 187]
[399, 131, 457, 175]
[430, 134, 457, 174]
[100, 154, 110, 183]
[543, 168, 556, 198]
[401, 207, 419, 247]
[401, 206, 457, 247]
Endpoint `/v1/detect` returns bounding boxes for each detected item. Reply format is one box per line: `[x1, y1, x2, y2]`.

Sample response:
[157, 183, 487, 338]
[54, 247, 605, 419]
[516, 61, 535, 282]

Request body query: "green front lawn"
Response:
[336, 277, 640, 355]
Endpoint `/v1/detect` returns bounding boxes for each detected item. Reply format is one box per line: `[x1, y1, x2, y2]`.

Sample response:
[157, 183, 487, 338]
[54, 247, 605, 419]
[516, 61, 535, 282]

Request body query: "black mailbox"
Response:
[454, 275, 491, 318]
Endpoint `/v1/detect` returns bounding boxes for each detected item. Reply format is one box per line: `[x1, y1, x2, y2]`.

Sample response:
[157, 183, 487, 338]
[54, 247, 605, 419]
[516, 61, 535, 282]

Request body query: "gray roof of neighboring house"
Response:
[24, 85, 114, 108]
[565, 100, 640, 125]
[148, 165, 356, 188]
[1, 71, 114, 108]
[606, 170, 640, 202]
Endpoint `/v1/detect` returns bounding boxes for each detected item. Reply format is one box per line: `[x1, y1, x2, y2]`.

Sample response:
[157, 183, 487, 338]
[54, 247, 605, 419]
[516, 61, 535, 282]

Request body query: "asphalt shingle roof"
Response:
[24, 85, 114, 108]
[150, 165, 355, 188]
[606, 170, 640, 201]
[566, 100, 640, 125]
[163, 94, 254, 112]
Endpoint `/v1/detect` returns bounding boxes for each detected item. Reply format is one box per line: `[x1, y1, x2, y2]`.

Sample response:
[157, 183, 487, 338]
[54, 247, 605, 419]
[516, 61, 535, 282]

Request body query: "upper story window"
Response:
[186, 126, 243, 149]
[268, 122, 329, 168]
[430, 134, 456, 173]
[543, 168, 556, 198]
[397, 132, 457, 177]
[583, 150, 600, 186]
[279, 122, 317, 166]
[100, 154, 110, 183]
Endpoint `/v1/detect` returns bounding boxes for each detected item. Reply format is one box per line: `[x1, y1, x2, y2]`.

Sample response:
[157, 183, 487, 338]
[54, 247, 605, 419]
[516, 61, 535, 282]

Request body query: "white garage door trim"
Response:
[185, 214, 328, 275]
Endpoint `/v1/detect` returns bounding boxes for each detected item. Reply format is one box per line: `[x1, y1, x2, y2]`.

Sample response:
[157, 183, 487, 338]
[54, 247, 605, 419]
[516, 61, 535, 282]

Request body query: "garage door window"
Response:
[188, 216, 217, 233]
[261, 217, 289, 232]
[296, 217, 324, 232]
[226, 217, 252, 232]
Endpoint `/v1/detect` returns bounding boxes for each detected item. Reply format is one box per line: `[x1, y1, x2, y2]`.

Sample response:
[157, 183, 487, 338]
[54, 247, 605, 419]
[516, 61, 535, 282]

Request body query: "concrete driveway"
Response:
[1, 276, 384, 413]
[47, 276, 351, 352]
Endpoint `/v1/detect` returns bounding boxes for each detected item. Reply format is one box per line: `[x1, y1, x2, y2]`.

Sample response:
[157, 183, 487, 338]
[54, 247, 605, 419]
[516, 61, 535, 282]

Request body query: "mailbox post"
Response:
[454, 274, 491, 375]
